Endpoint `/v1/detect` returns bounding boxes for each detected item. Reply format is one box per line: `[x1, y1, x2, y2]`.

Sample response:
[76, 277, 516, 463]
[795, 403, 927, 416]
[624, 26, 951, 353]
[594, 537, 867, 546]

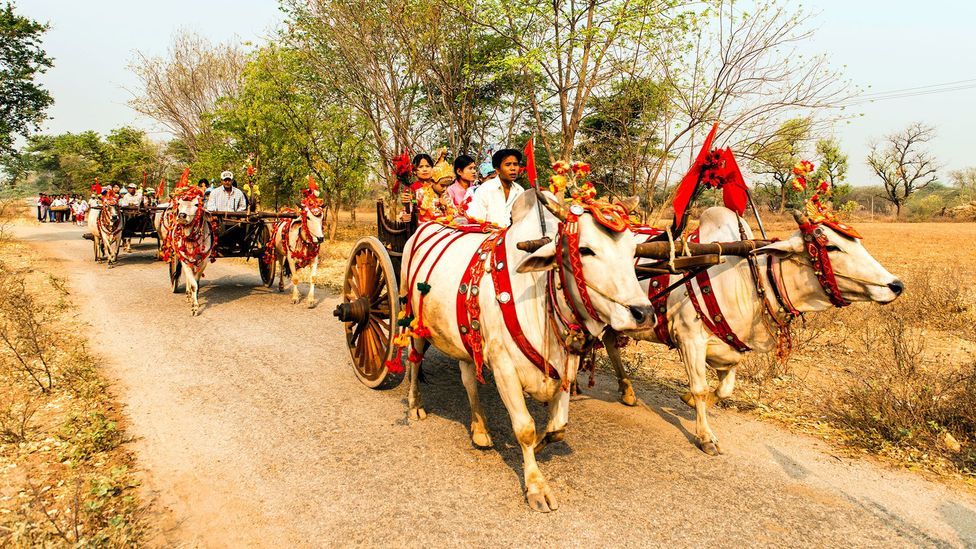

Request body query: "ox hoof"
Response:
[526, 484, 558, 513]
[534, 429, 565, 453]
[699, 440, 722, 456]
[471, 431, 493, 449]
[409, 407, 427, 421]
[619, 381, 637, 407]
[306, 300, 317, 309]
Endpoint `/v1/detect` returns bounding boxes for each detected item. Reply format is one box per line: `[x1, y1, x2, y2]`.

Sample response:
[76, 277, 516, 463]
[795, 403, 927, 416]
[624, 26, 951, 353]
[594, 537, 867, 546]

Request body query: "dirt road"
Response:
[14, 221, 976, 548]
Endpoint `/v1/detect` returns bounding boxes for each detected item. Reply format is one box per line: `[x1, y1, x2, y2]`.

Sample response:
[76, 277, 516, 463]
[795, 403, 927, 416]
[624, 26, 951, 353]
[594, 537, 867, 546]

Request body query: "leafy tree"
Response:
[209, 46, 372, 236]
[949, 167, 976, 203]
[812, 137, 851, 203]
[0, 2, 54, 154]
[749, 118, 812, 213]
[867, 122, 940, 218]
[577, 77, 670, 207]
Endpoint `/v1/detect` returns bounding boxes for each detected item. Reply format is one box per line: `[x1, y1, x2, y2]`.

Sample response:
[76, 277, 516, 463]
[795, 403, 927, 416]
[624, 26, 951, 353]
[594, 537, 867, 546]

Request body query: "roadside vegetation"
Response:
[614, 219, 976, 484]
[0, 202, 148, 546]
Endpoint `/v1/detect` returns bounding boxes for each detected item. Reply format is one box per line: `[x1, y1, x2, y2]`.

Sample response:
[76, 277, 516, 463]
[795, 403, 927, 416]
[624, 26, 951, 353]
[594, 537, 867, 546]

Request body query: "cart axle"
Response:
[333, 297, 370, 324]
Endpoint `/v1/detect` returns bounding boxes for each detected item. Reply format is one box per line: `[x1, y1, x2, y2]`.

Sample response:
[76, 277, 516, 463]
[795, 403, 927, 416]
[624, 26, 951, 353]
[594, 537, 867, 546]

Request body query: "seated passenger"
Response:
[206, 171, 247, 212]
[465, 148, 523, 227]
[416, 153, 458, 222]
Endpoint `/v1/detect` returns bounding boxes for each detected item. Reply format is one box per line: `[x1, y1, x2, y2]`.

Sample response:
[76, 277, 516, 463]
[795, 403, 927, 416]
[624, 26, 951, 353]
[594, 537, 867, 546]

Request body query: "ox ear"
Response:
[516, 241, 557, 273]
[615, 195, 640, 213]
[510, 189, 539, 225]
[755, 236, 804, 258]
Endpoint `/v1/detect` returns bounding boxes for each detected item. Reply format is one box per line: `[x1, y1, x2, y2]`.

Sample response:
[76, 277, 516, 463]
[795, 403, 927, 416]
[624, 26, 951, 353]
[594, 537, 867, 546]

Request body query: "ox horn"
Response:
[537, 189, 568, 222]
[791, 209, 807, 226]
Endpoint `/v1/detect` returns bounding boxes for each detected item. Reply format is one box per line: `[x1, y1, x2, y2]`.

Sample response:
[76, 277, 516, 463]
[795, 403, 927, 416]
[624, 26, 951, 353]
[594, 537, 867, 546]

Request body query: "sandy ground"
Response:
[12, 221, 976, 548]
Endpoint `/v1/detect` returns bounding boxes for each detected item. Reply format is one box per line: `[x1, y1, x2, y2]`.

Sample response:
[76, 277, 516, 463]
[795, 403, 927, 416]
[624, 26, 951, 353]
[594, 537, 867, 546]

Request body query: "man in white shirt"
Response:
[206, 171, 247, 212]
[466, 148, 524, 227]
[119, 183, 143, 207]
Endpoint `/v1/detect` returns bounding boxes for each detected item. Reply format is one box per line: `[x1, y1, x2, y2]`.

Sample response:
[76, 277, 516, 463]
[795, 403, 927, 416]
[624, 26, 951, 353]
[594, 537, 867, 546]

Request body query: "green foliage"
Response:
[0, 2, 54, 154]
[577, 77, 670, 201]
[14, 127, 172, 193]
[59, 411, 123, 461]
[207, 45, 372, 221]
[749, 118, 812, 212]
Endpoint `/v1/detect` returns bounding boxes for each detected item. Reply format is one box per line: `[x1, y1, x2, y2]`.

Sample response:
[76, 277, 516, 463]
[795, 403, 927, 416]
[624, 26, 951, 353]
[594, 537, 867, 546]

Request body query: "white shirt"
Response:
[206, 186, 247, 212]
[466, 178, 524, 227]
[119, 191, 143, 207]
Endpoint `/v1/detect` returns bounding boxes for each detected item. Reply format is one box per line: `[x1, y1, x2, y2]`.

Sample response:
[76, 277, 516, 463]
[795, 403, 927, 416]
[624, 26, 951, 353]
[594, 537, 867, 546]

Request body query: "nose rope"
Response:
[785, 257, 890, 288]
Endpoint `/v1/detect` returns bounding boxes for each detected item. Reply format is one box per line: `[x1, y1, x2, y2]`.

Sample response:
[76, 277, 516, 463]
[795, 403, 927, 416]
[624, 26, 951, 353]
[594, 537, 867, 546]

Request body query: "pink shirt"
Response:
[445, 181, 470, 208]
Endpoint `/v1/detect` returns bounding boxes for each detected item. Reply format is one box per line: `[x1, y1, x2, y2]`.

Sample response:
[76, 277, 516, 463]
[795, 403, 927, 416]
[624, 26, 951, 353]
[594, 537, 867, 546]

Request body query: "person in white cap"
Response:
[119, 183, 143, 207]
[206, 171, 247, 212]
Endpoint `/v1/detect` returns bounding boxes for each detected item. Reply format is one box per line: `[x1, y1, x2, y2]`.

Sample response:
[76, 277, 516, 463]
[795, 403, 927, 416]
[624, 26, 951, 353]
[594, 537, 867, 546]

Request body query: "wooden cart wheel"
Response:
[169, 257, 182, 293]
[333, 237, 401, 389]
[258, 223, 276, 287]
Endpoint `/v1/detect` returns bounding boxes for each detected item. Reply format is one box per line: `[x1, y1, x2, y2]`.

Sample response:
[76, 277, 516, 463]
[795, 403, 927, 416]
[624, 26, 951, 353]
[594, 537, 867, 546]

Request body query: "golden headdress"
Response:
[431, 147, 453, 182]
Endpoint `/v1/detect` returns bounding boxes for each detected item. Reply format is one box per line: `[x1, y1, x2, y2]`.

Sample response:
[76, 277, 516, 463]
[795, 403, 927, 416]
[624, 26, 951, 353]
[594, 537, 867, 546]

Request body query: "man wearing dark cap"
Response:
[466, 148, 523, 227]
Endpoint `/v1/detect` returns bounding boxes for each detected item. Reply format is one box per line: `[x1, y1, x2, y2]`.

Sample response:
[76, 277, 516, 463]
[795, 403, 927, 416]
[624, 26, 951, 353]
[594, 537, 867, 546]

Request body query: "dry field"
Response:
[316, 213, 976, 484]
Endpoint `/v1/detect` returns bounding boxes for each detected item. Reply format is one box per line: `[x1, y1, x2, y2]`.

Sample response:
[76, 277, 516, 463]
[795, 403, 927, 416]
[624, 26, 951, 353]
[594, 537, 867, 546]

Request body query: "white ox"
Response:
[267, 201, 325, 307]
[164, 191, 217, 316]
[87, 199, 122, 265]
[604, 207, 903, 455]
[400, 190, 654, 512]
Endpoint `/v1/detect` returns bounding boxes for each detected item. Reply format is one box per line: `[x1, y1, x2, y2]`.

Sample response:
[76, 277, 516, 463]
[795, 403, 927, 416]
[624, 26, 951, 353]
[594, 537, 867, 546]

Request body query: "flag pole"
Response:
[746, 189, 768, 239]
[527, 135, 548, 237]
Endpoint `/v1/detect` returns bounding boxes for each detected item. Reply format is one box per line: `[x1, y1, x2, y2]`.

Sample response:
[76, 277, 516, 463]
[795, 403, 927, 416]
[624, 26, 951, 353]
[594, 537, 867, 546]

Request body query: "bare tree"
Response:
[128, 31, 245, 159]
[468, 0, 682, 163]
[649, 1, 852, 210]
[866, 123, 940, 218]
[283, 0, 426, 183]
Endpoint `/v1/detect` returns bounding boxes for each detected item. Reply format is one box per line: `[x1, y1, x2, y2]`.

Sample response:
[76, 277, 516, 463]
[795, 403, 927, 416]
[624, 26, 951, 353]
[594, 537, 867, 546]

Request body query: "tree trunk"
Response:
[779, 186, 787, 214]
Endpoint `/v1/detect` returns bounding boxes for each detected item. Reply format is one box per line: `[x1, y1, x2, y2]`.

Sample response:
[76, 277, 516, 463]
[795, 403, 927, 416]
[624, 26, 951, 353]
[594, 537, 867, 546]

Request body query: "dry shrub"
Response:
[0, 265, 58, 393]
[832, 304, 976, 470]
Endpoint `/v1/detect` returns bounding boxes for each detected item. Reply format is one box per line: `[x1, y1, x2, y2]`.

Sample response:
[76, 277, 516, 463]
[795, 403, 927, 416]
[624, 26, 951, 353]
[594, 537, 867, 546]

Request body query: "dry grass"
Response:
[617, 221, 976, 483]
[0, 202, 148, 546]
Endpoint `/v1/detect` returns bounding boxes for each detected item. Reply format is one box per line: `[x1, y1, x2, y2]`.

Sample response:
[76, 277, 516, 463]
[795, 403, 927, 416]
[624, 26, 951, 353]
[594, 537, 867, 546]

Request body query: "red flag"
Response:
[715, 148, 749, 216]
[142, 171, 148, 189]
[91, 177, 101, 195]
[671, 122, 718, 233]
[175, 167, 190, 189]
[307, 174, 318, 192]
[524, 138, 537, 188]
[156, 178, 165, 198]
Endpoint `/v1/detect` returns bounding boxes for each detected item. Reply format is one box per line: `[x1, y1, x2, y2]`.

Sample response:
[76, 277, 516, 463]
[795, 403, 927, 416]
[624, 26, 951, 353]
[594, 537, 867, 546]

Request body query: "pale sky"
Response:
[16, 0, 976, 186]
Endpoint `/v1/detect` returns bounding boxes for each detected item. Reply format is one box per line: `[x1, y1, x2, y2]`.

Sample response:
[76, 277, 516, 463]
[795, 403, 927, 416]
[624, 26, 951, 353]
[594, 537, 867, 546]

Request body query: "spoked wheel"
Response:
[169, 257, 182, 293]
[333, 237, 400, 389]
[258, 223, 276, 287]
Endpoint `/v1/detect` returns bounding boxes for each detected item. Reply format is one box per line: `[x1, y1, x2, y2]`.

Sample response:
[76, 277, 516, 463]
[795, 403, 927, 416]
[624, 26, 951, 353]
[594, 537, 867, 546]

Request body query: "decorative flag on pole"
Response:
[142, 171, 148, 190]
[714, 148, 749, 216]
[175, 167, 190, 189]
[523, 137, 537, 188]
[156, 178, 165, 198]
[91, 177, 101, 195]
[670, 122, 719, 234]
[307, 174, 320, 197]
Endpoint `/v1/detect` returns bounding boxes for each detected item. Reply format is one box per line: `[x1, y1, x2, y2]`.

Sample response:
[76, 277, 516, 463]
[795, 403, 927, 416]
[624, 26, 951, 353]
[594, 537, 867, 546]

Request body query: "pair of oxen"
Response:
[154, 190, 327, 315]
[399, 189, 903, 512]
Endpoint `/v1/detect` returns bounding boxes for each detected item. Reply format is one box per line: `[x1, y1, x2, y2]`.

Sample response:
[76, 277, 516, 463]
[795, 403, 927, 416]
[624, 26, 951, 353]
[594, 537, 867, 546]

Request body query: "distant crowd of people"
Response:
[35, 182, 158, 227]
[35, 192, 91, 225]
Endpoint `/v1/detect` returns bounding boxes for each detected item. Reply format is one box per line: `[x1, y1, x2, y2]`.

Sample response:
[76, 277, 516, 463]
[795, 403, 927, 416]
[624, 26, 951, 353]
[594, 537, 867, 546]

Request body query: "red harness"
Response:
[799, 222, 850, 308]
[161, 200, 218, 276]
[265, 208, 322, 270]
[96, 204, 122, 239]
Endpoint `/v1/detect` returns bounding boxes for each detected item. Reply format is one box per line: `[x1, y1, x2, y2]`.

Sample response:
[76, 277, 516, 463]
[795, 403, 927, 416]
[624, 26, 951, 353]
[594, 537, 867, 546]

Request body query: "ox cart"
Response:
[167, 210, 298, 293]
[332, 197, 773, 389]
[332, 201, 417, 388]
